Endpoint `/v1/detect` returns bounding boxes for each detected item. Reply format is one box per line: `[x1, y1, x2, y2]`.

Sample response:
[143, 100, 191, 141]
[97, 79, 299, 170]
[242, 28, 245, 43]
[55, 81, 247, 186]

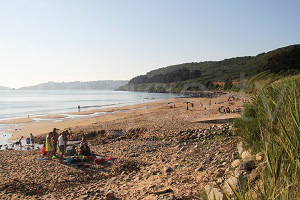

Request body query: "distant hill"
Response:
[19, 80, 128, 90]
[0, 86, 12, 90]
[120, 45, 300, 92]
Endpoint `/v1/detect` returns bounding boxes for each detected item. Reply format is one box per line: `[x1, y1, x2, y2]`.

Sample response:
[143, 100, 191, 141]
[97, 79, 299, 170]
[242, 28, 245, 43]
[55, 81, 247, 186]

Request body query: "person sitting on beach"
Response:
[58, 132, 66, 161]
[41, 143, 47, 157]
[79, 143, 91, 156]
[30, 133, 35, 145]
[46, 132, 55, 160]
[68, 145, 77, 156]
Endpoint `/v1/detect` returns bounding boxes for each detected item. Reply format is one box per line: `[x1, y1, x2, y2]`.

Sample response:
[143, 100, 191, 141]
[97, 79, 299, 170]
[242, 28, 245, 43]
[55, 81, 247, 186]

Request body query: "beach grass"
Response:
[233, 74, 300, 199]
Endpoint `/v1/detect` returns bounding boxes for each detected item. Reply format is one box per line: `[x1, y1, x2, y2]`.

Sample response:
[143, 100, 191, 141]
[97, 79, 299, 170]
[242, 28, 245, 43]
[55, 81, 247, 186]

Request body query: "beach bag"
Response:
[26, 138, 30, 144]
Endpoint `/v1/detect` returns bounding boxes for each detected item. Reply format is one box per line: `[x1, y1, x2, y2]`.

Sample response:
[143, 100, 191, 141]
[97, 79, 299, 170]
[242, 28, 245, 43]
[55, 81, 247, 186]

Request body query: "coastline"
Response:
[2, 92, 246, 142]
[3, 98, 180, 140]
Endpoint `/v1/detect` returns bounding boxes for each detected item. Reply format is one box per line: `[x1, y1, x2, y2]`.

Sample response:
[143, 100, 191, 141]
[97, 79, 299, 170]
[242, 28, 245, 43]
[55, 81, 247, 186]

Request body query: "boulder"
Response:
[223, 176, 239, 196]
[205, 185, 224, 200]
[256, 152, 264, 162]
[239, 158, 256, 171]
[241, 151, 252, 159]
[231, 160, 241, 168]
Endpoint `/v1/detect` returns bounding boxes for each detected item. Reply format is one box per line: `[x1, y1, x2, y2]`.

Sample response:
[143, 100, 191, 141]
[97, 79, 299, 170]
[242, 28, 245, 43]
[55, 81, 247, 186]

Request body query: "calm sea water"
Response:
[0, 90, 179, 120]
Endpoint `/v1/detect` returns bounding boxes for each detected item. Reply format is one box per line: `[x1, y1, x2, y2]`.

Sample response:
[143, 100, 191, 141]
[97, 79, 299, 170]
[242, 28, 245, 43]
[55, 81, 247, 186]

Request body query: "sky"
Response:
[0, 0, 299, 88]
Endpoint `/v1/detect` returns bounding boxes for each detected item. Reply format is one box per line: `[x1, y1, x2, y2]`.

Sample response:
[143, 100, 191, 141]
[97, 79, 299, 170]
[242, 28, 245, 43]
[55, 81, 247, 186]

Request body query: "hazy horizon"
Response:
[1, 0, 299, 88]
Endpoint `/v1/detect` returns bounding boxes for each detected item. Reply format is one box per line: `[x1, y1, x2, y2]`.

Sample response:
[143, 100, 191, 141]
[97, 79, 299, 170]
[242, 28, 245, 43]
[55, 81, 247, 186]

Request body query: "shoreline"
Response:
[2, 92, 246, 142]
[3, 97, 182, 140]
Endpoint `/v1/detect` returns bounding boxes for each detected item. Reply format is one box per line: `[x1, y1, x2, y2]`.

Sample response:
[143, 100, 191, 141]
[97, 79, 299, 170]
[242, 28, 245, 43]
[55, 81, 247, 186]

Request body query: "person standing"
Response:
[58, 132, 66, 161]
[46, 132, 54, 160]
[52, 128, 59, 154]
[30, 133, 35, 145]
[18, 136, 23, 147]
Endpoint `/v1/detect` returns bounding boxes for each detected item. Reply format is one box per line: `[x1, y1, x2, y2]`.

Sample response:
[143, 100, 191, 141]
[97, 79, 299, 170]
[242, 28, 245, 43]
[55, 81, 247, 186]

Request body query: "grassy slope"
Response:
[121, 44, 300, 92]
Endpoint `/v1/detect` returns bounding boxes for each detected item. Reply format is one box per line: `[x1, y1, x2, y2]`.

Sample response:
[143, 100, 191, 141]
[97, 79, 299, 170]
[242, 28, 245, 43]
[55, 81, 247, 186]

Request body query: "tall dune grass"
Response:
[234, 74, 300, 199]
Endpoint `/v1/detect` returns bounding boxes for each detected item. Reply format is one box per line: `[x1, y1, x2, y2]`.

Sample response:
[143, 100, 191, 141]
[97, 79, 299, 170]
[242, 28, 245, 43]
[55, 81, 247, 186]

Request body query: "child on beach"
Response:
[41, 143, 47, 157]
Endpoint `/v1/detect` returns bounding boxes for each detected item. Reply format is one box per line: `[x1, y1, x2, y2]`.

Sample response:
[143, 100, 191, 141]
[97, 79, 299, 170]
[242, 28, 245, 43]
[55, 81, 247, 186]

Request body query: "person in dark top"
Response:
[18, 136, 24, 147]
[80, 143, 91, 156]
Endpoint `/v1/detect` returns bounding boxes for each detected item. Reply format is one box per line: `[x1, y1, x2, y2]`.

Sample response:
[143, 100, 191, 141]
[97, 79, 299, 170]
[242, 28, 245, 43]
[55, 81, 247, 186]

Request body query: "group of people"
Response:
[43, 128, 70, 160]
[16, 133, 35, 147]
[42, 128, 91, 161]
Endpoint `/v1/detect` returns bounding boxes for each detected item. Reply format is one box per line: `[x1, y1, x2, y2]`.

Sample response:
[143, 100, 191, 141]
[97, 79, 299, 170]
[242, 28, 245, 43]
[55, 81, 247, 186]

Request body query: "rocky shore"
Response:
[0, 93, 252, 199]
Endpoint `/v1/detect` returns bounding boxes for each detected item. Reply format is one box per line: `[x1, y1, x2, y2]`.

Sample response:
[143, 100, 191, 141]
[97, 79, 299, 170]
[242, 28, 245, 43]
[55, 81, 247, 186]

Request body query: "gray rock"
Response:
[205, 185, 224, 200]
[239, 158, 256, 171]
[223, 176, 239, 196]
[237, 142, 244, 155]
[231, 159, 241, 168]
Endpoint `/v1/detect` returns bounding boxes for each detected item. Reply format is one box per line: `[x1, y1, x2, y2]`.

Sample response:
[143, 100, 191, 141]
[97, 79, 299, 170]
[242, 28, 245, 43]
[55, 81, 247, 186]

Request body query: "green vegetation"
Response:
[234, 74, 300, 199]
[120, 45, 300, 93]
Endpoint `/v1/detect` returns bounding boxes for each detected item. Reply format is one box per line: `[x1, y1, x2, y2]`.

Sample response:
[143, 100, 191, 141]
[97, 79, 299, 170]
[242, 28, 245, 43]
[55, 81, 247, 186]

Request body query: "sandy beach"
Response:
[3, 92, 245, 141]
[0, 92, 248, 199]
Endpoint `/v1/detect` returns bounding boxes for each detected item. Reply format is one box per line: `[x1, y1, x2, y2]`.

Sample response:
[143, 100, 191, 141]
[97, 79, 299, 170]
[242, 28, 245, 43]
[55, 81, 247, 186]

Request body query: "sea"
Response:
[0, 90, 179, 148]
[0, 90, 180, 120]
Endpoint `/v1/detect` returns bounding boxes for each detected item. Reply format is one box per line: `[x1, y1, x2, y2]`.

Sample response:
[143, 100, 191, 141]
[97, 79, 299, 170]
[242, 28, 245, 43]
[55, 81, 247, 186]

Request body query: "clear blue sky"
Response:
[0, 0, 299, 88]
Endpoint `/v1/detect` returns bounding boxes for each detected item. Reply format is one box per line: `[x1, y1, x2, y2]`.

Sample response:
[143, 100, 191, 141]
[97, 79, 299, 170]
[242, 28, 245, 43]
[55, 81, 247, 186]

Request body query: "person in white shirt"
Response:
[58, 132, 66, 161]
